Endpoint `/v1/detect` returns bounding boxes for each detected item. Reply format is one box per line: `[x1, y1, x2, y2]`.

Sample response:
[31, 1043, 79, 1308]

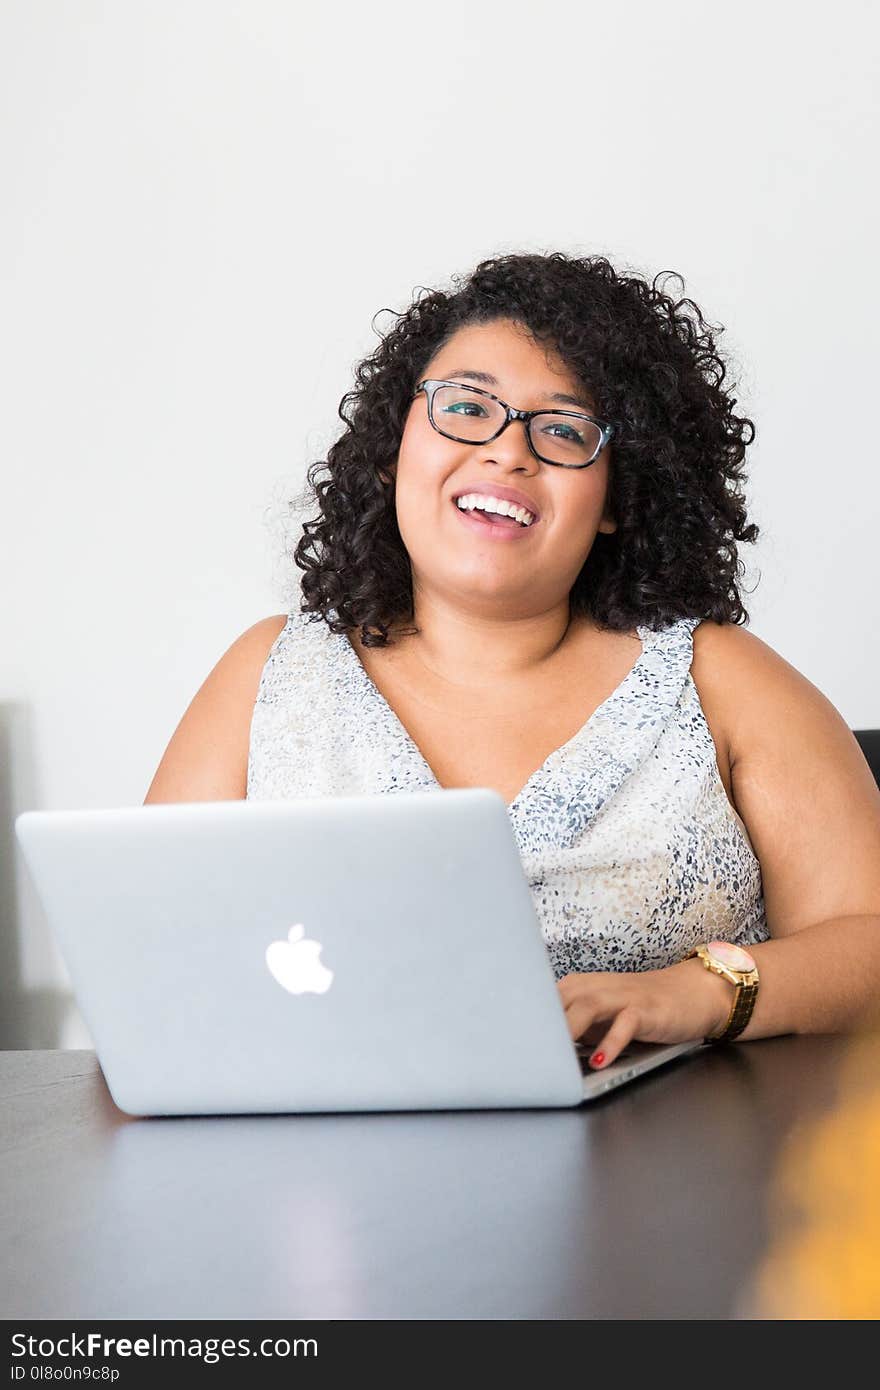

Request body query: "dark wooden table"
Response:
[0, 1037, 855, 1319]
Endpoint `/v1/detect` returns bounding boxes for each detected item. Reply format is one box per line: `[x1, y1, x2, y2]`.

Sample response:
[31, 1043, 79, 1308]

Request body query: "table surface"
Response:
[0, 1036, 856, 1320]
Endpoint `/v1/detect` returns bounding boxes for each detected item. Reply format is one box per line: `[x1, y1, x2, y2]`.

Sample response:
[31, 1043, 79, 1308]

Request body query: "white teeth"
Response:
[454, 494, 535, 526]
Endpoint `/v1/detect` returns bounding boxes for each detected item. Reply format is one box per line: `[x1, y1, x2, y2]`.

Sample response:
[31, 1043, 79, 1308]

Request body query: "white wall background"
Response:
[2, 1, 878, 1048]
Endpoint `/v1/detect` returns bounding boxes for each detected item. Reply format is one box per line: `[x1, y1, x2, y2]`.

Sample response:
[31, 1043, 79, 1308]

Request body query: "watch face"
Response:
[707, 940, 756, 973]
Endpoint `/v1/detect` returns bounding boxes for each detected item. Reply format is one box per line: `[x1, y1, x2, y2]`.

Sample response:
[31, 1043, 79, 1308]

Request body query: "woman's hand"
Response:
[557, 958, 733, 1068]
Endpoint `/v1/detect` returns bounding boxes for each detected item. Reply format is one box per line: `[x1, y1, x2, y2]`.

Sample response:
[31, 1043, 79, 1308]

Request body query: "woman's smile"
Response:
[450, 496, 539, 542]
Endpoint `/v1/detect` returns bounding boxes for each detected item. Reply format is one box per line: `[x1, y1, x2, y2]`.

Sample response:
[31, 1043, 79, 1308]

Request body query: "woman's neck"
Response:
[393, 596, 579, 690]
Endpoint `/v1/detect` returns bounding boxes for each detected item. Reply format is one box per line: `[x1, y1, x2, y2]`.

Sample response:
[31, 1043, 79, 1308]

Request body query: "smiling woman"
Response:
[145, 250, 880, 1069]
[291, 251, 759, 646]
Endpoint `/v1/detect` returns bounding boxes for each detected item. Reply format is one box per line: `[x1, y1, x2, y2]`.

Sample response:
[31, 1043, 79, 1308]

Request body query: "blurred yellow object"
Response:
[750, 1030, 880, 1319]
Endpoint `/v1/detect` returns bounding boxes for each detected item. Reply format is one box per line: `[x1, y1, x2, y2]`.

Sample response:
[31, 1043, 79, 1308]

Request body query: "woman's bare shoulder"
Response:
[691, 617, 875, 810]
[143, 614, 290, 805]
[691, 620, 789, 760]
[240, 613, 291, 650]
[690, 619, 847, 761]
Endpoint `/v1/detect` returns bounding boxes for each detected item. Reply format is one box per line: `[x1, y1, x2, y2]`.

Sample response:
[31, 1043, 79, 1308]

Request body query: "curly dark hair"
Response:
[291, 250, 760, 647]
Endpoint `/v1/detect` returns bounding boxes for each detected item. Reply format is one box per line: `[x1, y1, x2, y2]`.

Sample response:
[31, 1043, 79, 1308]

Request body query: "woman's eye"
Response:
[544, 422, 583, 442]
[444, 402, 486, 417]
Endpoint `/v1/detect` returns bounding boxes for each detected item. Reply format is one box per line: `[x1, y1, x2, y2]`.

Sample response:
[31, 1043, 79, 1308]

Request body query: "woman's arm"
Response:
[716, 620, 880, 1033]
[559, 622, 880, 1061]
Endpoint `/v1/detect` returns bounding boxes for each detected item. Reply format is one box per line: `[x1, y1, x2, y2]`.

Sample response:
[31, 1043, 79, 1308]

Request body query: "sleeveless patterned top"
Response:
[246, 610, 770, 979]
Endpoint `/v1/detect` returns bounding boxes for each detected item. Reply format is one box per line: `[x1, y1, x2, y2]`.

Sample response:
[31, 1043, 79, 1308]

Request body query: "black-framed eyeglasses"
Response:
[413, 378, 617, 469]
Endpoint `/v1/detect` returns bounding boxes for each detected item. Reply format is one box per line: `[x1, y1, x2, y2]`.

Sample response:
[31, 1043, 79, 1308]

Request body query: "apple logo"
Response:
[265, 923, 334, 995]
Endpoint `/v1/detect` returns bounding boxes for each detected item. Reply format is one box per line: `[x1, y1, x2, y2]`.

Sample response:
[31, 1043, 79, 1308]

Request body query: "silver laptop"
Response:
[14, 791, 701, 1116]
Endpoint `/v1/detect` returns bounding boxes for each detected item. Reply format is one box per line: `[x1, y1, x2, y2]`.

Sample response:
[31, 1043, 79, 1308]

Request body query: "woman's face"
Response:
[391, 317, 617, 622]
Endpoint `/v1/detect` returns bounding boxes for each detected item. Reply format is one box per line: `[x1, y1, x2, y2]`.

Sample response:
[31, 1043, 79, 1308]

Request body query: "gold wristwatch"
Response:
[687, 941, 760, 1043]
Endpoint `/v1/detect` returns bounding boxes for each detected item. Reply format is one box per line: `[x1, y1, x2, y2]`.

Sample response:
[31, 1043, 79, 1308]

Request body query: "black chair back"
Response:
[854, 730, 880, 790]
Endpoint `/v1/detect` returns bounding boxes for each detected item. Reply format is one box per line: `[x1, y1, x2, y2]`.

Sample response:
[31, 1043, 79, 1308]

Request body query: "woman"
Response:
[145, 250, 880, 1069]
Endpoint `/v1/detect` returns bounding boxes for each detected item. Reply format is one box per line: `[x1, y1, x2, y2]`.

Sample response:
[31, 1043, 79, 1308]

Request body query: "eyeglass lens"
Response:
[430, 382, 603, 466]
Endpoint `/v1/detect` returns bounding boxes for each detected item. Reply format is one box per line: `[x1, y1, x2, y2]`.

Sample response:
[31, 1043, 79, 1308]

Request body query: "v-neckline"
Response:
[338, 623, 654, 812]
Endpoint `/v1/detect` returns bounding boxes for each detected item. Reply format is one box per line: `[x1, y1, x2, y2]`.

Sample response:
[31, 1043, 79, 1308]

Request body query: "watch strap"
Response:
[708, 979, 759, 1042]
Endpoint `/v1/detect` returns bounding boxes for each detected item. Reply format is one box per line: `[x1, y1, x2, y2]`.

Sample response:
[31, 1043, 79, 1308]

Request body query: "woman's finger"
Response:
[563, 995, 617, 1044]
[586, 1005, 640, 1069]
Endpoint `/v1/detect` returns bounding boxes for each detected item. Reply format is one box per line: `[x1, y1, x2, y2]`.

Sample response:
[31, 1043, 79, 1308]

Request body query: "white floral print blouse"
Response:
[246, 610, 769, 978]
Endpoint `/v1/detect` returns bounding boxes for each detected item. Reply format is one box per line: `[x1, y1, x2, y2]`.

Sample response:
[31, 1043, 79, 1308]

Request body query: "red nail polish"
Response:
[591, 1051, 606, 1068]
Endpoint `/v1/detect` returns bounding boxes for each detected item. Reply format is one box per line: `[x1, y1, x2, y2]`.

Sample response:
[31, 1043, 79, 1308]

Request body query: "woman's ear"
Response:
[378, 461, 397, 488]
[596, 471, 616, 533]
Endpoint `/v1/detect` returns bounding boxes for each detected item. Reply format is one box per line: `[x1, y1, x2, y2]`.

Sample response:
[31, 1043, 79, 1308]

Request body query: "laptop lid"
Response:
[15, 790, 590, 1115]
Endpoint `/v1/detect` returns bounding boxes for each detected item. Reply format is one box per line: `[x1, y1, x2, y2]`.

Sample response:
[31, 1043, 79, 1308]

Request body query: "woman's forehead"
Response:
[427, 321, 592, 406]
